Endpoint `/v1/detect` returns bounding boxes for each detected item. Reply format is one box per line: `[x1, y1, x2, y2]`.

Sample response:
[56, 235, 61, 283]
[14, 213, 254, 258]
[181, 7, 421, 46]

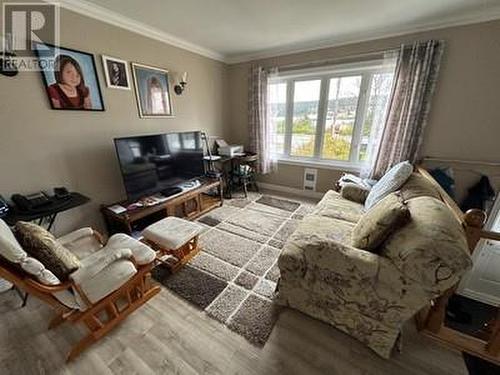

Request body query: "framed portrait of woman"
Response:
[33, 43, 105, 111]
[131, 63, 173, 118]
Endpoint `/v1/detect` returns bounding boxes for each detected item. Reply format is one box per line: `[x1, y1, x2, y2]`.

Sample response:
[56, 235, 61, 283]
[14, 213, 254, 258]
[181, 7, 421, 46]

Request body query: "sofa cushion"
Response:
[400, 173, 441, 201]
[365, 161, 413, 209]
[15, 221, 80, 280]
[351, 193, 410, 251]
[312, 190, 364, 223]
[380, 197, 472, 292]
[340, 183, 370, 204]
[279, 215, 355, 276]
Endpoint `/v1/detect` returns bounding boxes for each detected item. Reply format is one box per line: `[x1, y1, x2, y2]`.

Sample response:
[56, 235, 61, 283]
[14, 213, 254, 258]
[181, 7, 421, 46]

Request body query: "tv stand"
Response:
[161, 186, 182, 197]
[101, 178, 222, 236]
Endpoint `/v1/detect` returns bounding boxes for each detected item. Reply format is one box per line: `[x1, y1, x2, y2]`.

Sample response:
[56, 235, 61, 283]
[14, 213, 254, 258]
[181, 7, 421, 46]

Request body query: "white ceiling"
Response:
[59, 0, 500, 63]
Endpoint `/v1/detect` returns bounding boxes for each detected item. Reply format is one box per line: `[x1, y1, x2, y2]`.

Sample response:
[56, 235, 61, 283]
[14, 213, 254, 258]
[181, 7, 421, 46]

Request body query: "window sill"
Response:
[276, 157, 363, 173]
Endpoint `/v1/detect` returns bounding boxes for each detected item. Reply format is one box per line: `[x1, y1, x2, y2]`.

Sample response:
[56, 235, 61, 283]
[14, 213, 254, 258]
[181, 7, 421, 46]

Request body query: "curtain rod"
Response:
[270, 47, 400, 72]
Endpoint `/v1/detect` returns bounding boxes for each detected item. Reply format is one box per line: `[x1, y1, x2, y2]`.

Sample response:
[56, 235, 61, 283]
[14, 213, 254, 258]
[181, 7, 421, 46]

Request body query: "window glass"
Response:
[321, 76, 361, 160]
[268, 82, 287, 155]
[290, 80, 321, 157]
[359, 73, 394, 161]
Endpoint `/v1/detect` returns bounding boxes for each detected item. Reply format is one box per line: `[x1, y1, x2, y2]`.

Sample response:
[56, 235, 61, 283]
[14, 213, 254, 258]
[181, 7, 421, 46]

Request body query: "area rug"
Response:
[152, 193, 315, 345]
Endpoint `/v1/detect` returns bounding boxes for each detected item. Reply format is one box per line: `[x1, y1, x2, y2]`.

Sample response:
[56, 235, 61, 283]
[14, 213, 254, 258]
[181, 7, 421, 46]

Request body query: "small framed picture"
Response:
[33, 43, 105, 111]
[102, 55, 131, 90]
[131, 62, 173, 118]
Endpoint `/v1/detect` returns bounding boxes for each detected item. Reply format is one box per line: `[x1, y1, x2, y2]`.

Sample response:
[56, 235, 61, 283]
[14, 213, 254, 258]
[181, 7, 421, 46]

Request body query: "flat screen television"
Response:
[114, 131, 205, 201]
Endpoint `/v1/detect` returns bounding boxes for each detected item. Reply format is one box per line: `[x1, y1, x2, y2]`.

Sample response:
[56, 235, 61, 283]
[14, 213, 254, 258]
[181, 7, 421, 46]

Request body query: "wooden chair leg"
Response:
[487, 310, 500, 356]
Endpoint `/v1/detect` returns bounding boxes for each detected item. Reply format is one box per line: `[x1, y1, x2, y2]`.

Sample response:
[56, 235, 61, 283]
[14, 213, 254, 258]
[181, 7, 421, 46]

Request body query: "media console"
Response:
[101, 178, 222, 236]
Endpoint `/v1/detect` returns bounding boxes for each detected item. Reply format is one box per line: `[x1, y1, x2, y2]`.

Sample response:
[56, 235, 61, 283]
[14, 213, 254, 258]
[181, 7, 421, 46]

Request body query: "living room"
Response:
[0, 0, 499, 374]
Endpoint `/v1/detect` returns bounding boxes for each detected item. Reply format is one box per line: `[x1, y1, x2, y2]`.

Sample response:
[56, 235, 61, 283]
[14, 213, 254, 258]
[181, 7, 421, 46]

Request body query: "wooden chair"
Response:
[415, 166, 500, 365]
[0, 226, 161, 362]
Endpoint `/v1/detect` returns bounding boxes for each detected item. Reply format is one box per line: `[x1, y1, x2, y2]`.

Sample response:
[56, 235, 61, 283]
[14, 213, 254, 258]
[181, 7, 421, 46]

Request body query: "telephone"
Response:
[11, 191, 51, 211]
[0, 195, 9, 217]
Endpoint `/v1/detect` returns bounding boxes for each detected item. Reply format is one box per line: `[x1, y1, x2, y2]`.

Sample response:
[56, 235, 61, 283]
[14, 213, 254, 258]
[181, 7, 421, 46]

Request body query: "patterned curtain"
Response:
[369, 40, 444, 179]
[248, 65, 277, 174]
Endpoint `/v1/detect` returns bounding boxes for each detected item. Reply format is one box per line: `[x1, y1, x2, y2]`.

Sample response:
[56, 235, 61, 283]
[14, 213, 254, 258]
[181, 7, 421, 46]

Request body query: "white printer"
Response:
[218, 145, 244, 157]
[216, 139, 244, 157]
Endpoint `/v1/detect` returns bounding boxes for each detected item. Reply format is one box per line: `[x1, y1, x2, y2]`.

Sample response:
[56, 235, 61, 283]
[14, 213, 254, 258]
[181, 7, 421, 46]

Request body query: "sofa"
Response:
[276, 171, 473, 358]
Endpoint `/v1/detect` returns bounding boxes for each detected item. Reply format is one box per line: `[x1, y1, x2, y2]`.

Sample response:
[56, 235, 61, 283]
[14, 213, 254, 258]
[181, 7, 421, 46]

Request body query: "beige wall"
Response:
[0, 2, 229, 235]
[227, 20, 500, 194]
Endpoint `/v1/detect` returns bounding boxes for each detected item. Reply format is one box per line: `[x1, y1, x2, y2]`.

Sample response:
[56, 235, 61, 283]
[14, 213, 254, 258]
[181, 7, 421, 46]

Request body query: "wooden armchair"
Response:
[0, 220, 160, 362]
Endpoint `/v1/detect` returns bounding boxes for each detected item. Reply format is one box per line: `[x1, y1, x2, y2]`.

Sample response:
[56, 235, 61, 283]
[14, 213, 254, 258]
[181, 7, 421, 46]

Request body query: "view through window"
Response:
[268, 59, 395, 167]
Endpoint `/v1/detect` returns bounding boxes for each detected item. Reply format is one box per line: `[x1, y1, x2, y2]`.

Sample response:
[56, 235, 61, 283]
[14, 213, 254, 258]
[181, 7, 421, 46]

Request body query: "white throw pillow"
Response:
[365, 161, 414, 209]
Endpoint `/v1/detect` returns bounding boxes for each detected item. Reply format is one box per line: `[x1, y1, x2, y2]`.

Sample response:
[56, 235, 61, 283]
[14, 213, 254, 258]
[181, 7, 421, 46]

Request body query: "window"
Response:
[268, 59, 395, 168]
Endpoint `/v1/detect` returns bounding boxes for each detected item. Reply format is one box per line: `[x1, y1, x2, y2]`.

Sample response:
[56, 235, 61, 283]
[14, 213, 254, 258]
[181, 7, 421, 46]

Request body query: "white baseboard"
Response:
[257, 182, 325, 199]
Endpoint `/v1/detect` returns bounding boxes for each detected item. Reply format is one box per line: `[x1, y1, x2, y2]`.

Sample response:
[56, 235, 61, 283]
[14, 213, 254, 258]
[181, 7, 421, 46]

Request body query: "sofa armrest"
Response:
[340, 183, 370, 204]
[70, 248, 133, 286]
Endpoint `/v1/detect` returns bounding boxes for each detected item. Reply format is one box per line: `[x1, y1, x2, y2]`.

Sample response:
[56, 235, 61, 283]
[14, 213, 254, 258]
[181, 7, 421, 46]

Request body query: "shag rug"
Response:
[152, 192, 315, 345]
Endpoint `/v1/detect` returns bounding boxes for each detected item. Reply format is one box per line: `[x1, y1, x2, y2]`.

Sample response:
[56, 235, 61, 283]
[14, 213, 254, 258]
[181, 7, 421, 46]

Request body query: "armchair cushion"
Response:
[105, 234, 156, 265]
[0, 218, 25, 263]
[351, 192, 410, 251]
[70, 247, 132, 285]
[15, 221, 80, 280]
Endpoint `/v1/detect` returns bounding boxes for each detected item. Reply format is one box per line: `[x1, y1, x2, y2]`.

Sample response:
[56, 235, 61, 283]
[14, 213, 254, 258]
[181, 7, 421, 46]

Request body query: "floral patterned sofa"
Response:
[276, 172, 473, 358]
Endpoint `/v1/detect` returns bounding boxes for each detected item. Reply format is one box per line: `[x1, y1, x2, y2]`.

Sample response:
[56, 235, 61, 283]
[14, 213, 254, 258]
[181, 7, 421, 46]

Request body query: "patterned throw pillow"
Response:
[364, 161, 414, 209]
[14, 221, 80, 280]
[352, 193, 410, 251]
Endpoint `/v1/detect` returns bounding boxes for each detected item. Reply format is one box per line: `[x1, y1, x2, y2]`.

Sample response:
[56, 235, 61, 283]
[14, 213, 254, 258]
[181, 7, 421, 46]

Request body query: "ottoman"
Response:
[142, 216, 204, 272]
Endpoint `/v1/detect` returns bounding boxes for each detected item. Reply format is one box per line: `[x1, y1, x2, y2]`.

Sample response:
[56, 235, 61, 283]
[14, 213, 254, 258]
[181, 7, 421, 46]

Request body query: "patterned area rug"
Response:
[152, 192, 315, 345]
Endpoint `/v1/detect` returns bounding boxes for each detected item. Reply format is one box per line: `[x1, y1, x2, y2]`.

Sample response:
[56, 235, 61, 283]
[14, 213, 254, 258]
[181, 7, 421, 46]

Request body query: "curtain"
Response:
[248, 65, 277, 174]
[368, 40, 444, 179]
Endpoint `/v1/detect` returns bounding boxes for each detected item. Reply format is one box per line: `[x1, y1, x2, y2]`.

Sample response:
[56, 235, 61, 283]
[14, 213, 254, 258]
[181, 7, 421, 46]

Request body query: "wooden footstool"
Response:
[142, 217, 204, 272]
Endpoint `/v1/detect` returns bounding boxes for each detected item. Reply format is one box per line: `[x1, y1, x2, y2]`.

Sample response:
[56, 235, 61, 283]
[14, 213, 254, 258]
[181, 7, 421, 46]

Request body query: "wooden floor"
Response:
[0, 286, 468, 375]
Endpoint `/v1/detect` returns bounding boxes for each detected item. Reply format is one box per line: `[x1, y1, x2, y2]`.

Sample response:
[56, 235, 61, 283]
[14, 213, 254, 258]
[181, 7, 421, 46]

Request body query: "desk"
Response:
[4, 192, 90, 231]
[207, 153, 258, 198]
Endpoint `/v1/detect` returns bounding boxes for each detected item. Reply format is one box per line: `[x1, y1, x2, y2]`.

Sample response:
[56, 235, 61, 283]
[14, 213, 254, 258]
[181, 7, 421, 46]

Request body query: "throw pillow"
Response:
[14, 221, 80, 280]
[365, 161, 414, 209]
[340, 183, 370, 204]
[352, 192, 410, 251]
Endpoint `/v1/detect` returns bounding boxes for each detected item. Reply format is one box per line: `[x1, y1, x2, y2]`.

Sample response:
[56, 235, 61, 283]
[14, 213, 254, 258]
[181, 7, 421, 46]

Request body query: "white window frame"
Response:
[269, 59, 395, 170]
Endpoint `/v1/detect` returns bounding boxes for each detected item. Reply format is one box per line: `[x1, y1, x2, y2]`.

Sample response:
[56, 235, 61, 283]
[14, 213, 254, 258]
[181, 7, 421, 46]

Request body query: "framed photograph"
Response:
[131, 62, 173, 118]
[33, 43, 105, 111]
[101, 55, 131, 90]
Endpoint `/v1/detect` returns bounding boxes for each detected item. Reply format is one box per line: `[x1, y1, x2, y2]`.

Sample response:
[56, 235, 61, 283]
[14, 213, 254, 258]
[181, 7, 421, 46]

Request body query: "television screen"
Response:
[114, 131, 205, 200]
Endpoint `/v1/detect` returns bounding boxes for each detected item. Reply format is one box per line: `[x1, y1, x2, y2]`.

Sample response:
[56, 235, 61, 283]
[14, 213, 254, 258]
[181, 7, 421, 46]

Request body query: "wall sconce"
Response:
[174, 72, 188, 95]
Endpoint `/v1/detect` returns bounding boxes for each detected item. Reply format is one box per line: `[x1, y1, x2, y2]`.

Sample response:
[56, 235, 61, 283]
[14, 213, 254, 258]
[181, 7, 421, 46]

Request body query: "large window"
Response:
[268, 60, 395, 168]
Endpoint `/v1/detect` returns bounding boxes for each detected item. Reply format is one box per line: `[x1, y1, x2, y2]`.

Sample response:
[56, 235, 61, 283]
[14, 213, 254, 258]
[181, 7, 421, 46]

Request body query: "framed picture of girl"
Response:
[33, 43, 105, 111]
[131, 63, 173, 118]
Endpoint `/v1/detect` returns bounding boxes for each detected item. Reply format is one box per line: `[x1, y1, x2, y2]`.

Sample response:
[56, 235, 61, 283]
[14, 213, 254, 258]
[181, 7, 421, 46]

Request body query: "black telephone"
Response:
[11, 191, 51, 211]
[0, 195, 9, 217]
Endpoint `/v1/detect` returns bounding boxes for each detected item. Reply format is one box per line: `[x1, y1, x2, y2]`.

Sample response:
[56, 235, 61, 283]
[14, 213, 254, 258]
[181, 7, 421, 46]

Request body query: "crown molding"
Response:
[47, 0, 226, 62]
[46, 0, 500, 66]
[225, 9, 500, 64]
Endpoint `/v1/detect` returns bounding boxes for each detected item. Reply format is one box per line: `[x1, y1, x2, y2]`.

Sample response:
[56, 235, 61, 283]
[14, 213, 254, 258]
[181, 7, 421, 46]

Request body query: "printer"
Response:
[218, 144, 244, 157]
